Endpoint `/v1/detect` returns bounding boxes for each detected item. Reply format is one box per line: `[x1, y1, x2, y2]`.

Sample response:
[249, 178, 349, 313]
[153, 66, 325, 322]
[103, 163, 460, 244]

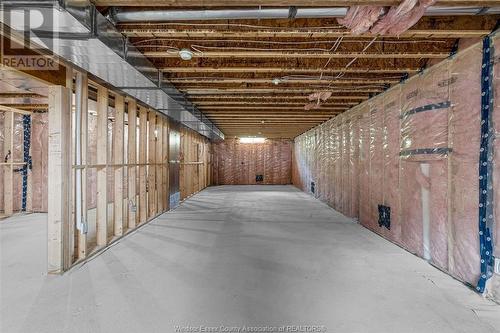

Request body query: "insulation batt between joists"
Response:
[339, 0, 438, 35]
[292, 38, 500, 301]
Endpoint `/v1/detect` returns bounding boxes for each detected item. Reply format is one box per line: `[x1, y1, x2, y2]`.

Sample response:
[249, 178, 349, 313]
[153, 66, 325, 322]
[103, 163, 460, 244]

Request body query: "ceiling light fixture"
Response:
[272, 78, 281, 85]
[240, 137, 266, 144]
[178, 48, 194, 61]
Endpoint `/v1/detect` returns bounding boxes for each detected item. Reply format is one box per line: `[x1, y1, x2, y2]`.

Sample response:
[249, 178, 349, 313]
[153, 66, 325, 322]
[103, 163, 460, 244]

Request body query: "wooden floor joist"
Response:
[161, 67, 421, 74]
[146, 51, 449, 59]
[168, 78, 400, 84]
[182, 88, 383, 94]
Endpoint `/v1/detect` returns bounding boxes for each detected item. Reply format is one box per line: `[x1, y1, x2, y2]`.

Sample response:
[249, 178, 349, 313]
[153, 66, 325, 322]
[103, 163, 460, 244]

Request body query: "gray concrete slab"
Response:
[1, 185, 500, 333]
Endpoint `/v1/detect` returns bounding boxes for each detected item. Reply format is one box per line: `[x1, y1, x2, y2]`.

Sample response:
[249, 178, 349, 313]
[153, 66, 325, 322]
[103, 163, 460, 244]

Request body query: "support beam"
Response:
[161, 67, 420, 74]
[96, 86, 109, 247]
[156, 117, 164, 213]
[2, 111, 14, 216]
[182, 88, 382, 94]
[167, 78, 399, 85]
[138, 106, 148, 224]
[199, 106, 348, 110]
[120, 16, 497, 38]
[47, 86, 72, 273]
[189, 95, 368, 100]
[195, 101, 358, 106]
[148, 111, 157, 218]
[162, 119, 169, 210]
[113, 94, 125, 236]
[127, 99, 138, 229]
[145, 51, 449, 59]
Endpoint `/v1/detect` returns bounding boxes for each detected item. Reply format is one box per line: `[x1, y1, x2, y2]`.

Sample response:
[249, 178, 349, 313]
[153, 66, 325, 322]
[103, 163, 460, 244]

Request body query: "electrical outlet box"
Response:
[495, 257, 500, 275]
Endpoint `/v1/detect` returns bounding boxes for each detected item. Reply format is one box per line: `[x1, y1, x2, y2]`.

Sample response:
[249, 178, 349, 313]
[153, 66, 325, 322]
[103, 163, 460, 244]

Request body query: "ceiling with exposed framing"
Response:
[94, 1, 500, 138]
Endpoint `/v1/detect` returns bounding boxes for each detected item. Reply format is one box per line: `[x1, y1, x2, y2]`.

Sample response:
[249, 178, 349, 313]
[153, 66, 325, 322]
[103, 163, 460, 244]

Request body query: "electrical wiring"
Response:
[169, 75, 402, 81]
[333, 36, 379, 81]
[131, 37, 447, 46]
[120, 22, 346, 31]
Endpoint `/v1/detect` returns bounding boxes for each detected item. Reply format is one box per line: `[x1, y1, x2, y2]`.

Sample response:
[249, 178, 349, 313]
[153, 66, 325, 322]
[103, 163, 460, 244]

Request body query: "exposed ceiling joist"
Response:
[119, 16, 497, 32]
[182, 88, 383, 94]
[161, 67, 420, 73]
[188, 95, 369, 100]
[146, 51, 449, 59]
[199, 106, 347, 109]
[168, 78, 399, 84]
[195, 101, 357, 105]
[102, 6, 500, 138]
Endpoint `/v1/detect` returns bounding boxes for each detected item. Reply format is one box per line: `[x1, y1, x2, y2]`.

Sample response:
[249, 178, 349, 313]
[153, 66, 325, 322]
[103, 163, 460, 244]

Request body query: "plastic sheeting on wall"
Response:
[213, 138, 292, 185]
[293, 40, 499, 298]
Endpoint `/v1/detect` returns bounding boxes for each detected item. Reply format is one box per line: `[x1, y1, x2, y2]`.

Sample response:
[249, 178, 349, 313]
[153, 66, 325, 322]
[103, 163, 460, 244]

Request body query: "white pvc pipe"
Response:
[75, 72, 84, 233]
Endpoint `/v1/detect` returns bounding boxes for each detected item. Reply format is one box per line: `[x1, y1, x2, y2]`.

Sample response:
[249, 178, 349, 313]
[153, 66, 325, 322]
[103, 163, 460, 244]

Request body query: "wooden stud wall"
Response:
[0, 105, 36, 219]
[44, 78, 211, 272]
[180, 126, 211, 200]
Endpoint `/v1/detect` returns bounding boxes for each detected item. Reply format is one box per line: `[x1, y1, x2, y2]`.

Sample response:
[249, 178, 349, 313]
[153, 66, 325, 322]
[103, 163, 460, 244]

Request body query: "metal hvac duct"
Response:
[109, 6, 500, 23]
[0, 0, 224, 141]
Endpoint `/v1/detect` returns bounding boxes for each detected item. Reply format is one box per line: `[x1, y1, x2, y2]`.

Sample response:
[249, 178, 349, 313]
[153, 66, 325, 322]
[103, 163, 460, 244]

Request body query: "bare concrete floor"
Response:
[1, 185, 500, 333]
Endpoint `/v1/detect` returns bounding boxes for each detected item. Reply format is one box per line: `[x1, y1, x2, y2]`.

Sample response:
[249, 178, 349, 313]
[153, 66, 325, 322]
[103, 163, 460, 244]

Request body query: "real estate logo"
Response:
[0, 3, 59, 70]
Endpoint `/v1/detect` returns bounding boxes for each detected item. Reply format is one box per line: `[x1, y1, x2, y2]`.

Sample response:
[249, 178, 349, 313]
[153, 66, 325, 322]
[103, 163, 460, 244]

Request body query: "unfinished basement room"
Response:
[2, 1, 500, 332]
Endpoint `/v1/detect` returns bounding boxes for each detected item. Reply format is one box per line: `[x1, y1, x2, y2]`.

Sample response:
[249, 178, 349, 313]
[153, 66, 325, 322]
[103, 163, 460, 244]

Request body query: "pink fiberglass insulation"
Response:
[342, 115, 352, 216]
[399, 60, 450, 270]
[382, 88, 402, 244]
[292, 39, 498, 299]
[491, 35, 500, 300]
[12, 113, 23, 212]
[449, 44, 482, 285]
[0, 111, 48, 214]
[337, 6, 386, 35]
[31, 112, 48, 212]
[358, 104, 372, 228]
[213, 139, 292, 185]
[369, 97, 385, 234]
[332, 120, 342, 209]
[348, 112, 360, 219]
[370, 0, 436, 36]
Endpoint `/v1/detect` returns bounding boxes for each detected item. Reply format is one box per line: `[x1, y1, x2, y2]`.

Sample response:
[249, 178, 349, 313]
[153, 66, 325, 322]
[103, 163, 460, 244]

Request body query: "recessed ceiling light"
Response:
[179, 49, 193, 61]
[272, 78, 281, 85]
